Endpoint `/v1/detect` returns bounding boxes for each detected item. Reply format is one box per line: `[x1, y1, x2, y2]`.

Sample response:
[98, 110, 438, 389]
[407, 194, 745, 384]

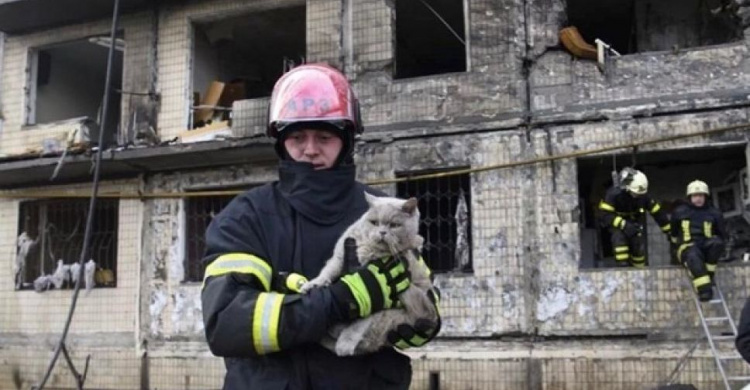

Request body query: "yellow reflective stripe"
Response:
[615, 253, 630, 261]
[681, 220, 691, 243]
[613, 216, 624, 228]
[693, 275, 711, 289]
[631, 255, 645, 263]
[614, 246, 629, 253]
[285, 273, 308, 293]
[704, 222, 712, 238]
[252, 292, 284, 355]
[203, 253, 272, 291]
[599, 201, 616, 212]
[341, 274, 372, 317]
[706, 263, 717, 273]
[661, 224, 671, 232]
[677, 243, 694, 260]
[650, 203, 661, 214]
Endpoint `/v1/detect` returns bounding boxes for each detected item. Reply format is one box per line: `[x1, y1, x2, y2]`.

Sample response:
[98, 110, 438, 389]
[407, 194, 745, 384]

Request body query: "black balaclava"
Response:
[275, 122, 358, 225]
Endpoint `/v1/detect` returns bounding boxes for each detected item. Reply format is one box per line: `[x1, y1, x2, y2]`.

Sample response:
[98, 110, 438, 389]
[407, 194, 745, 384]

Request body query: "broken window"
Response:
[27, 35, 123, 135]
[16, 199, 119, 290]
[183, 194, 237, 282]
[191, 6, 306, 128]
[394, 0, 467, 79]
[566, 0, 742, 54]
[396, 169, 472, 273]
[577, 145, 748, 269]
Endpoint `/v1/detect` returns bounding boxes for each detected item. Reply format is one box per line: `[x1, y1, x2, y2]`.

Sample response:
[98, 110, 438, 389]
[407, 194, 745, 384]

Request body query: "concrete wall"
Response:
[0, 180, 143, 389]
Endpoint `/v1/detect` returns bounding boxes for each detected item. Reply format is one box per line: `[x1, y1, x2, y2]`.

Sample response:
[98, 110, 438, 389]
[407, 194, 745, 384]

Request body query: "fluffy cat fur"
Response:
[300, 192, 439, 356]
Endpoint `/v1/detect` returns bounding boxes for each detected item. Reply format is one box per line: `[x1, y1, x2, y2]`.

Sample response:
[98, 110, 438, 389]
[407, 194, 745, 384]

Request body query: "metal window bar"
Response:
[396, 169, 472, 273]
[17, 198, 119, 290]
[184, 194, 236, 282]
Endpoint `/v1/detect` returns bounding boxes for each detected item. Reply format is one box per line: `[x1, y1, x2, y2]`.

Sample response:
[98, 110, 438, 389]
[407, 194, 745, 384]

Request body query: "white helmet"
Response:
[620, 168, 648, 195]
[686, 180, 709, 196]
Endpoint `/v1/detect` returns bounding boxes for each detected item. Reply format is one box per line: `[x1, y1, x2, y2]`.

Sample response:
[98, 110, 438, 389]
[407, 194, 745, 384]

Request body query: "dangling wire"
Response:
[34, 0, 121, 388]
[416, 0, 466, 45]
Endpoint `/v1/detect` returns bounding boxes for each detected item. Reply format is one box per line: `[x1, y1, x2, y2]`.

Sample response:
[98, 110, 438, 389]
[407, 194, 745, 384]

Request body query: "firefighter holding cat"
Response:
[598, 168, 671, 268]
[201, 64, 441, 389]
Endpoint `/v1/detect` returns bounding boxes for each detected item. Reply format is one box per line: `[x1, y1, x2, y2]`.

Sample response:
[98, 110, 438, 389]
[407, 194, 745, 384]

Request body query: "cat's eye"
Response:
[369, 219, 379, 226]
[389, 222, 401, 228]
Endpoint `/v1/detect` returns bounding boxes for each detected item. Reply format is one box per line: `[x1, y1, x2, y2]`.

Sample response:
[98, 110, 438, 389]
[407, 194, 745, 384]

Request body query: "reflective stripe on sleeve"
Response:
[252, 292, 284, 354]
[203, 253, 272, 291]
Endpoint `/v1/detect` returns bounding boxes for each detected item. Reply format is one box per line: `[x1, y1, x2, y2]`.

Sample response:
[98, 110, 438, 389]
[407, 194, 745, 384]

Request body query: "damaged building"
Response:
[0, 0, 750, 388]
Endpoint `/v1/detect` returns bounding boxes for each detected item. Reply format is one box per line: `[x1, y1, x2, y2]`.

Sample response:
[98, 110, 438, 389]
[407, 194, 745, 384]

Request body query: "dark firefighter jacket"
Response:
[598, 186, 670, 233]
[669, 200, 726, 261]
[201, 160, 412, 390]
[670, 201, 726, 245]
[737, 297, 750, 364]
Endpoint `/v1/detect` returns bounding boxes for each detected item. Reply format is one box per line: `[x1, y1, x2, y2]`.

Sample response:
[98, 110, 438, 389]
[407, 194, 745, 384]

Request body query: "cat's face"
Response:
[362, 193, 420, 252]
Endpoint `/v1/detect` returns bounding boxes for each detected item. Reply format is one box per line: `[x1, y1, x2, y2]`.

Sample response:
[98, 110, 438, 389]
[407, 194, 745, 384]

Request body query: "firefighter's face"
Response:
[284, 128, 343, 170]
[690, 194, 706, 207]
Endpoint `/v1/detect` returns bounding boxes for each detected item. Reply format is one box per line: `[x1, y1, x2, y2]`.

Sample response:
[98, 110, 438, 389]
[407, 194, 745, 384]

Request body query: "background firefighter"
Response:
[670, 180, 727, 302]
[598, 168, 671, 268]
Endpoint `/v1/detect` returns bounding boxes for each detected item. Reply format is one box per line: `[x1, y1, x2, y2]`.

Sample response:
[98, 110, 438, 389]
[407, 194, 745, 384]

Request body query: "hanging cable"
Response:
[34, 0, 121, 388]
[416, 0, 466, 45]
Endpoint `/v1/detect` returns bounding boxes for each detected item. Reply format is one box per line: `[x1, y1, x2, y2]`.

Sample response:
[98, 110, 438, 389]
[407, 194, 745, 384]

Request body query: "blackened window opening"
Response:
[17, 198, 119, 289]
[184, 194, 237, 282]
[394, 0, 466, 79]
[577, 146, 748, 269]
[396, 169, 472, 273]
[192, 5, 306, 104]
[566, 0, 742, 55]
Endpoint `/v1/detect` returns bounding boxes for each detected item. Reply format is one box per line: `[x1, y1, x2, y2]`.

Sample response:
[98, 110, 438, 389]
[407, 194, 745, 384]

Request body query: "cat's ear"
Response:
[402, 197, 418, 214]
[364, 192, 378, 206]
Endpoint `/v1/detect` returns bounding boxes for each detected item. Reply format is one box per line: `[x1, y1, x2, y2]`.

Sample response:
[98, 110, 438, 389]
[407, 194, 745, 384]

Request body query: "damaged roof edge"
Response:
[0, 138, 277, 189]
[0, 0, 166, 35]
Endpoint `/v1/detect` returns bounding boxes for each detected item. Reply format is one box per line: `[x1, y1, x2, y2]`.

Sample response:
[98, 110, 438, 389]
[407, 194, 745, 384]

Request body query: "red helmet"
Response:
[267, 64, 363, 138]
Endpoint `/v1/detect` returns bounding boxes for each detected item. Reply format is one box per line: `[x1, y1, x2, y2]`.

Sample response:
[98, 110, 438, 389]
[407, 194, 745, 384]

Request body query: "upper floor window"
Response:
[567, 0, 742, 55]
[394, 0, 467, 79]
[27, 35, 123, 133]
[191, 6, 305, 128]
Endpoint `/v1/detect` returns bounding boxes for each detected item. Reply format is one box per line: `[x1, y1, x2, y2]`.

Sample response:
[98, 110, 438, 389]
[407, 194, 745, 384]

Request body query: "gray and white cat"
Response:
[300, 192, 439, 356]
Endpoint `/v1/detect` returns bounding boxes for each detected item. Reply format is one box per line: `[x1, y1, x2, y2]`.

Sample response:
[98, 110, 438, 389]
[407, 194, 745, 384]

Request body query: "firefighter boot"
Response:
[697, 284, 713, 302]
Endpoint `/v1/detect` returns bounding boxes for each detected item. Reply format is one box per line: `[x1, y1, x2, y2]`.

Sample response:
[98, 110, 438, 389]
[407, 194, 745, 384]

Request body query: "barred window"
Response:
[183, 194, 237, 282]
[16, 199, 119, 290]
[396, 169, 472, 273]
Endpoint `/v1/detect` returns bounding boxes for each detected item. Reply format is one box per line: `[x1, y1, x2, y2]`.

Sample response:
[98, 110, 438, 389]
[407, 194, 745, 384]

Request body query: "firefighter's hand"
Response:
[388, 289, 441, 349]
[622, 221, 641, 237]
[331, 255, 411, 320]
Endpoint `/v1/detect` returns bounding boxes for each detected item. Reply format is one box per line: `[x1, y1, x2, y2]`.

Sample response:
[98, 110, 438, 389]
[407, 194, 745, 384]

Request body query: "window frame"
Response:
[16, 198, 120, 291]
[392, 0, 470, 80]
[395, 167, 473, 274]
